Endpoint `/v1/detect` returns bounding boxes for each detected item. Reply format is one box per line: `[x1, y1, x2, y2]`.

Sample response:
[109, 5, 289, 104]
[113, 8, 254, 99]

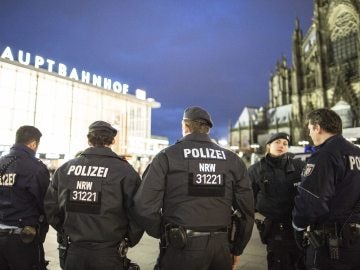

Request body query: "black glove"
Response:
[293, 229, 306, 251]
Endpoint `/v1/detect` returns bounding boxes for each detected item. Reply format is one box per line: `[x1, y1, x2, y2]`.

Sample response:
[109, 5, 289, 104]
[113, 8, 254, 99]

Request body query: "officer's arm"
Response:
[247, 164, 260, 207]
[26, 163, 50, 214]
[292, 152, 336, 229]
[232, 157, 255, 255]
[44, 169, 64, 232]
[133, 152, 168, 238]
[122, 167, 144, 247]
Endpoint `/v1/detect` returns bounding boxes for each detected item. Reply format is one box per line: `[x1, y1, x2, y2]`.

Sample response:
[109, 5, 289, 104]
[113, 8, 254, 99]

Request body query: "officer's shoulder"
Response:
[247, 158, 263, 172]
[117, 155, 131, 164]
[290, 157, 306, 167]
[221, 147, 247, 165]
[28, 156, 47, 170]
[153, 144, 177, 157]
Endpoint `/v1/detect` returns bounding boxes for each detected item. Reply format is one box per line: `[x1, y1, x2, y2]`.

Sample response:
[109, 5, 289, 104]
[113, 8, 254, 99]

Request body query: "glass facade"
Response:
[0, 59, 161, 159]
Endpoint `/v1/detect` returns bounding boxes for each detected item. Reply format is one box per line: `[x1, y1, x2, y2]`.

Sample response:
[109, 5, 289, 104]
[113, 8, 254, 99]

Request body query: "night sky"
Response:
[0, 0, 313, 144]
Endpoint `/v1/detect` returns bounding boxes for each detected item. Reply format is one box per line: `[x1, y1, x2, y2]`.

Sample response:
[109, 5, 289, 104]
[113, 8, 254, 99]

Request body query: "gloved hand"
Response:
[293, 229, 306, 251]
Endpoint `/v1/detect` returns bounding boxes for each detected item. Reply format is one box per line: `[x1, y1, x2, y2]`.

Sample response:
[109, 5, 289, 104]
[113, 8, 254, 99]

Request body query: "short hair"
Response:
[306, 108, 342, 134]
[183, 119, 210, 134]
[15, 126, 42, 144]
[87, 130, 114, 146]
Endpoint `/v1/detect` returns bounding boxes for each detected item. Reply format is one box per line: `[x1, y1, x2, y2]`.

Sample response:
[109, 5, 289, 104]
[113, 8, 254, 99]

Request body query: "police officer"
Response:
[133, 106, 255, 270]
[44, 121, 143, 270]
[0, 125, 50, 270]
[292, 108, 360, 269]
[248, 132, 306, 270]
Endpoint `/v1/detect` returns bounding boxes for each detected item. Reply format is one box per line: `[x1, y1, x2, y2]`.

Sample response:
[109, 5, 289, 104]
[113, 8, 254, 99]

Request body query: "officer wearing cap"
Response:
[0, 125, 50, 270]
[45, 120, 143, 270]
[133, 106, 254, 270]
[248, 132, 306, 270]
[292, 108, 360, 269]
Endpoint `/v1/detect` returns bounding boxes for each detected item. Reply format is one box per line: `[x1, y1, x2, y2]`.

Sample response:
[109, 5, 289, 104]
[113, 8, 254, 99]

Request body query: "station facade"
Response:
[0, 46, 168, 168]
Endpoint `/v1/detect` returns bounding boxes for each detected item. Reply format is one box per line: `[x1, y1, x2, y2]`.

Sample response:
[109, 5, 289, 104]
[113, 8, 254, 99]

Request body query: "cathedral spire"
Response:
[295, 17, 300, 30]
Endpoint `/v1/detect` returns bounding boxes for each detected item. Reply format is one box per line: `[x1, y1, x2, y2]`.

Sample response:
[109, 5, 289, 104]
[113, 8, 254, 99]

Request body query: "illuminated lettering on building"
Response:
[0, 46, 138, 96]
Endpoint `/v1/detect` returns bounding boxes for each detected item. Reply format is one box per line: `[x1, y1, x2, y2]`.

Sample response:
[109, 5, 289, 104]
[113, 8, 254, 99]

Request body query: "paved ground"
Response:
[44, 225, 267, 270]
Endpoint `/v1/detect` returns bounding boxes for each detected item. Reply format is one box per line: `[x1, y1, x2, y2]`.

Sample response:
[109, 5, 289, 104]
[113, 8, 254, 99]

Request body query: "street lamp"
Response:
[250, 144, 260, 151]
[298, 140, 309, 152]
[298, 140, 309, 147]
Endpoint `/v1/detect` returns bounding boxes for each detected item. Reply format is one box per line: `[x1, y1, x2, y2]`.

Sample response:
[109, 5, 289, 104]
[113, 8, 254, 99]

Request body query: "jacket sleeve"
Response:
[247, 163, 260, 209]
[121, 167, 144, 247]
[27, 162, 50, 215]
[132, 152, 168, 238]
[231, 156, 255, 255]
[292, 151, 335, 229]
[44, 168, 64, 232]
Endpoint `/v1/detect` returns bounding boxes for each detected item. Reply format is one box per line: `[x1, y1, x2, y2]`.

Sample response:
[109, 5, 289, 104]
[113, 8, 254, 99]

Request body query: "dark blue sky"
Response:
[0, 0, 313, 144]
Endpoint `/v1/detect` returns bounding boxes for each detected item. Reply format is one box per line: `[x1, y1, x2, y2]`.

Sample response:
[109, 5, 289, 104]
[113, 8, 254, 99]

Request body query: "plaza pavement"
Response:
[44, 225, 267, 270]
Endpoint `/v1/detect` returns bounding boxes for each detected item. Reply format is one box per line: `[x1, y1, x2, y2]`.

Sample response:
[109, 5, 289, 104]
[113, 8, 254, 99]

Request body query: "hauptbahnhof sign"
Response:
[1, 46, 134, 96]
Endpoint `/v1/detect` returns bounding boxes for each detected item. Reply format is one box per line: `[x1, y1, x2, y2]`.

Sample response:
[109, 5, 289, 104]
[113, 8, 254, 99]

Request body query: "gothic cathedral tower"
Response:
[291, 0, 360, 142]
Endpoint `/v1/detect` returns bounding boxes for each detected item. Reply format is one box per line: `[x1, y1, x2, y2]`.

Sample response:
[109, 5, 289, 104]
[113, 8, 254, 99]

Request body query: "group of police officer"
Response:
[0, 106, 359, 270]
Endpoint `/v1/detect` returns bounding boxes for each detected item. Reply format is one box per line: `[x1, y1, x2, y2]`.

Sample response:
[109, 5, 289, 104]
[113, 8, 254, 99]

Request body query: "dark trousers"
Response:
[0, 234, 45, 270]
[160, 232, 231, 270]
[64, 244, 124, 270]
[265, 225, 306, 270]
[305, 237, 360, 270]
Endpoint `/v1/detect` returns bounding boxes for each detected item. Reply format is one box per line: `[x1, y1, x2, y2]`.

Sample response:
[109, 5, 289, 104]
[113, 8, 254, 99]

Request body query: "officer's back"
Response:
[134, 106, 254, 270]
[45, 121, 143, 270]
[0, 125, 50, 270]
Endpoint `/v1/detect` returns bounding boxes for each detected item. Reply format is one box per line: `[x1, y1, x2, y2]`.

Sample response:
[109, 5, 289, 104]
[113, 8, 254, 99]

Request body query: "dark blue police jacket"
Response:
[0, 144, 50, 227]
[292, 135, 360, 229]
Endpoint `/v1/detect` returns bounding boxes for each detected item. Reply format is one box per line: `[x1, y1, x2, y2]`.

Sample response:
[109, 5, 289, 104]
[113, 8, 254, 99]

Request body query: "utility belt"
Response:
[305, 222, 360, 260]
[0, 226, 37, 243]
[164, 224, 228, 249]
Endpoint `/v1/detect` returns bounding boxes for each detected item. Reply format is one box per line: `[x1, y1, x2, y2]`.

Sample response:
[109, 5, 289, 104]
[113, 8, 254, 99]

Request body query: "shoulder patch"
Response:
[302, 164, 315, 177]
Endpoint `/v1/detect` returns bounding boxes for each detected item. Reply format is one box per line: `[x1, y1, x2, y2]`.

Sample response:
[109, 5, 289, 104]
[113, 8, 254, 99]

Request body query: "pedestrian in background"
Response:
[133, 106, 254, 270]
[248, 132, 306, 270]
[292, 108, 360, 269]
[45, 121, 143, 270]
[0, 125, 50, 270]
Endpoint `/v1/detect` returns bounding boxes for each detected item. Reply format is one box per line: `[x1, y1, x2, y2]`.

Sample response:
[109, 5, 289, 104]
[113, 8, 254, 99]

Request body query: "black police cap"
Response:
[88, 121, 117, 136]
[183, 106, 213, 128]
[266, 132, 290, 144]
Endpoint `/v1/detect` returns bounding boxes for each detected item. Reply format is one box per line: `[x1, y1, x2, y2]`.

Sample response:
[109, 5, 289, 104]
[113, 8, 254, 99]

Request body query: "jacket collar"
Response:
[81, 146, 120, 158]
[314, 134, 342, 151]
[10, 143, 36, 157]
[177, 133, 212, 144]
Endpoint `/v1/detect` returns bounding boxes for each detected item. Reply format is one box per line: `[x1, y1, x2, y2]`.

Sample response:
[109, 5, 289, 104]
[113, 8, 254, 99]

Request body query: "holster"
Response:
[228, 209, 246, 243]
[20, 226, 37, 244]
[118, 238, 141, 270]
[305, 230, 324, 249]
[57, 232, 69, 269]
[123, 257, 140, 270]
[255, 218, 272, 244]
[165, 225, 187, 249]
[340, 223, 360, 248]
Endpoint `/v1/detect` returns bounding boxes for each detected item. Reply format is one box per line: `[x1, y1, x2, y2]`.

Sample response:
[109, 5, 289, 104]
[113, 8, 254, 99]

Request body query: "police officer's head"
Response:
[15, 125, 42, 152]
[182, 106, 213, 136]
[87, 121, 117, 147]
[265, 132, 290, 157]
[306, 108, 342, 146]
